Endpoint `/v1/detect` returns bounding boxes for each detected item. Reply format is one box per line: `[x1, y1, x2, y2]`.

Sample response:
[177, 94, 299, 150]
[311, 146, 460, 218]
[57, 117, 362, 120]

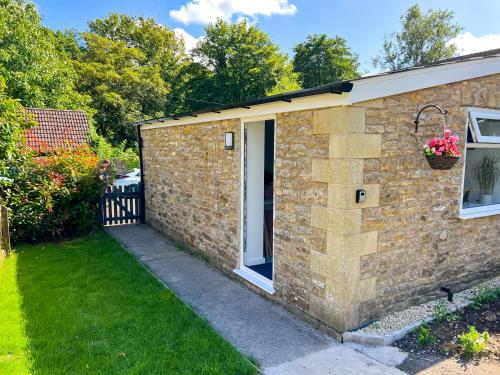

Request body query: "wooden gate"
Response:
[99, 184, 144, 225]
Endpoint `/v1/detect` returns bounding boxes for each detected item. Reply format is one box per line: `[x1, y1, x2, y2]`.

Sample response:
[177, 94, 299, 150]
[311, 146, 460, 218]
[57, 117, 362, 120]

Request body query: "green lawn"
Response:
[0, 232, 256, 375]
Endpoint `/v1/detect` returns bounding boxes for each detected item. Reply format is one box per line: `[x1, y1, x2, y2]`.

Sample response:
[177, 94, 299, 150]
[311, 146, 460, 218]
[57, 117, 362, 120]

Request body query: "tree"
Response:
[292, 34, 360, 88]
[266, 63, 301, 96]
[0, 75, 35, 162]
[178, 19, 299, 110]
[87, 14, 186, 86]
[0, 0, 89, 109]
[74, 14, 187, 145]
[373, 4, 462, 71]
[75, 33, 167, 145]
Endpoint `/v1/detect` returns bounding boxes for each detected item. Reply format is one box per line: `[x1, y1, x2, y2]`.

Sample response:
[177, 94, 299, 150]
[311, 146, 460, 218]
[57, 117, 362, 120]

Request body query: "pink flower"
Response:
[423, 130, 461, 157]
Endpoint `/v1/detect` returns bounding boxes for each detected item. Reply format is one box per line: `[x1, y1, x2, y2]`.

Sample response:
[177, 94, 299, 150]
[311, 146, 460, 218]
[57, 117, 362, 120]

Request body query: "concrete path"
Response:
[265, 345, 403, 375]
[107, 224, 405, 374]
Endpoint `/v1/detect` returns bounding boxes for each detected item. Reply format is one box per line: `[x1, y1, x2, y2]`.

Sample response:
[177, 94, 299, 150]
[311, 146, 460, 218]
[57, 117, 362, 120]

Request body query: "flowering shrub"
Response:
[0, 146, 106, 243]
[423, 129, 461, 157]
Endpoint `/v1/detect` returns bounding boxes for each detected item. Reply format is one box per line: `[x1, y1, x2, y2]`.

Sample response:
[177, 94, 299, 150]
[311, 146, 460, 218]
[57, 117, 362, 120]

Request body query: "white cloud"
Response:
[170, 0, 297, 25]
[174, 28, 202, 52]
[450, 32, 500, 55]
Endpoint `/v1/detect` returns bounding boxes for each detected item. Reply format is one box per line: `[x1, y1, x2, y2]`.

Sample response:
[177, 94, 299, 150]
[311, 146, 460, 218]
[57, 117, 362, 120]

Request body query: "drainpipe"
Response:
[137, 124, 146, 224]
[440, 287, 454, 302]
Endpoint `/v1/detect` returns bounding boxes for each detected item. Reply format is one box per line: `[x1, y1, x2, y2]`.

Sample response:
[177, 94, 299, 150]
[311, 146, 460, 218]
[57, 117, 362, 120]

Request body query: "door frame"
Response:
[233, 114, 276, 294]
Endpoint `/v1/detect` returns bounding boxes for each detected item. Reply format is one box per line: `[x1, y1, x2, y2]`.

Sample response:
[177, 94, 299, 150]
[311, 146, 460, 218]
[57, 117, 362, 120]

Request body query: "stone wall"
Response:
[309, 105, 384, 331]
[273, 110, 329, 315]
[141, 119, 241, 272]
[140, 73, 500, 334]
[358, 73, 500, 324]
[140, 110, 335, 331]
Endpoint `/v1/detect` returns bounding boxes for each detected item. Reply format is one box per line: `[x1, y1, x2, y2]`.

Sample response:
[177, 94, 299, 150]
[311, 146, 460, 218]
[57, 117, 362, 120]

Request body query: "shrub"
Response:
[0, 146, 106, 242]
[470, 287, 500, 311]
[92, 136, 139, 172]
[458, 326, 490, 359]
[433, 300, 459, 323]
[417, 324, 437, 347]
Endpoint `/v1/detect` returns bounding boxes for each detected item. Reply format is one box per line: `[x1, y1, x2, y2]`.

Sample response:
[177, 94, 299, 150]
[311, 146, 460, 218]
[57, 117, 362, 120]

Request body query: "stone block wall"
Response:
[309, 105, 383, 331]
[272, 110, 329, 315]
[358, 73, 500, 325]
[140, 73, 500, 334]
[141, 119, 241, 272]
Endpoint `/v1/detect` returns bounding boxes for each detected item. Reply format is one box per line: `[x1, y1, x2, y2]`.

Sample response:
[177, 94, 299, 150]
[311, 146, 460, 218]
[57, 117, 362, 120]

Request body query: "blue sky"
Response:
[35, 0, 500, 73]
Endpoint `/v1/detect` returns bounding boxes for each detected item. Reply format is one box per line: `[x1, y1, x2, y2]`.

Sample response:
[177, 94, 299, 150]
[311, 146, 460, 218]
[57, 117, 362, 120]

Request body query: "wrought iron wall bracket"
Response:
[414, 104, 448, 133]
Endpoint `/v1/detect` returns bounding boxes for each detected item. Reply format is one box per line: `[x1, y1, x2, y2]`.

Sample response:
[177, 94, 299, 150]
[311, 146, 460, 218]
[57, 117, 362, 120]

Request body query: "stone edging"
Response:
[342, 300, 472, 346]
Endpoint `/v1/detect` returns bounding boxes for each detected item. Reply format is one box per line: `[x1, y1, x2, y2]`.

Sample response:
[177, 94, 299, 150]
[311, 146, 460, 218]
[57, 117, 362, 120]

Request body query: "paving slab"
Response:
[345, 343, 409, 367]
[138, 252, 182, 262]
[107, 224, 404, 373]
[264, 345, 406, 375]
[146, 256, 229, 299]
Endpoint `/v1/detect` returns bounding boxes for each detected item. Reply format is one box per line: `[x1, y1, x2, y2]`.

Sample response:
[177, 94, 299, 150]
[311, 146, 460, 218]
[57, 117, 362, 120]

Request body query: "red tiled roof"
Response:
[24, 108, 91, 152]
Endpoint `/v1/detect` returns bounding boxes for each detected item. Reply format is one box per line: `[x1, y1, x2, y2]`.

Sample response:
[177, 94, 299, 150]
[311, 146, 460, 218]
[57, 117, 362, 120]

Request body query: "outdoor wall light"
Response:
[224, 132, 234, 150]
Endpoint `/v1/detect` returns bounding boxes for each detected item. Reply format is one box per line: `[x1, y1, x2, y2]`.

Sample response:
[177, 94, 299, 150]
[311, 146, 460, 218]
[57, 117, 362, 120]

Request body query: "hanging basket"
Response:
[425, 155, 460, 170]
[415, 104, 461, 171]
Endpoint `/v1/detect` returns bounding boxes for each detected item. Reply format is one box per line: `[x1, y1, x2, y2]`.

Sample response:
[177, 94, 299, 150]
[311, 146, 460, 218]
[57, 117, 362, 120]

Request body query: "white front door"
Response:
[243, 120, 266, 266]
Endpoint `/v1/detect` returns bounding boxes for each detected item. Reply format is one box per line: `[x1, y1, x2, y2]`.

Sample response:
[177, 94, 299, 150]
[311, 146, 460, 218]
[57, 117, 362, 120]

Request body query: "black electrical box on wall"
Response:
[356, 189, 366, 203]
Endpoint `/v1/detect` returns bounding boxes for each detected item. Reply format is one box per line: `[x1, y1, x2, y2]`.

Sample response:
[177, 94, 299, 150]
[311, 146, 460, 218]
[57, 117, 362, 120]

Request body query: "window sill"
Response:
[459, 207, 500, 219]
[233, 267, 275, 295]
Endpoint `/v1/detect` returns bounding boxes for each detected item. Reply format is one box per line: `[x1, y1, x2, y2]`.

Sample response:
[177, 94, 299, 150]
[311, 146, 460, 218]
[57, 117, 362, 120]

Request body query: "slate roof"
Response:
[24, 108, 91, 152]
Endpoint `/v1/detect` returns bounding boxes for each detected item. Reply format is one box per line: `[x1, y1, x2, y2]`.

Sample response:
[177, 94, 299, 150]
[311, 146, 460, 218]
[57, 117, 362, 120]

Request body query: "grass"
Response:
[0, 232, 256, 375]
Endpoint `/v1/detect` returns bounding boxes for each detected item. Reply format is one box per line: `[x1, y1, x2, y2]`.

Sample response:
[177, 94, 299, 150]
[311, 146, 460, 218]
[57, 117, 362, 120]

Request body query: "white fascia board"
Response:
[141, 92, 350, 130]
[349, 56, 500, 104]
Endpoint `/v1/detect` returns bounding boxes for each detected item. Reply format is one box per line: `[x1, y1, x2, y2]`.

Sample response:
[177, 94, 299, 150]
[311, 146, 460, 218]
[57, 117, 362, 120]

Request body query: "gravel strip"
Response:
[357, 276, 500, 336]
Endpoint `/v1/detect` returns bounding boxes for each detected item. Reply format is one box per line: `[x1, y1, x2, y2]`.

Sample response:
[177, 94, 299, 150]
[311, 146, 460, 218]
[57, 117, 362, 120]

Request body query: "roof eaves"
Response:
[137, 81, 353, 126]
[351, 48, 500, 83]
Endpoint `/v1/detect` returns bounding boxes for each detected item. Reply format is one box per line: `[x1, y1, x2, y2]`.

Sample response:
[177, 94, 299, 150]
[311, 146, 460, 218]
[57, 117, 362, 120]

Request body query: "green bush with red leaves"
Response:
[0, 146, 105, 243]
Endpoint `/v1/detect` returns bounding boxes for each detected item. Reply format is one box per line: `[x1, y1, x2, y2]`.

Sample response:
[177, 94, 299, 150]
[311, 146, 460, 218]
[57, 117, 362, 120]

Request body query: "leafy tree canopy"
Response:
[88, 13, 187, 84]
[266, 63, 301, 96]
[292, 34, 360, 88]
[0, 0, 89, 109]
[0, 75, 35, 162]
[74, 13, 187, 145]
[173, 19, 300, 112]
[373, 4, 462, 71]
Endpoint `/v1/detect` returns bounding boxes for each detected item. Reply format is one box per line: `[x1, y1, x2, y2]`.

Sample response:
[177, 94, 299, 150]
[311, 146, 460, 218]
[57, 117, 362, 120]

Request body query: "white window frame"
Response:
[468, 107, 500, 143]
[460, 108, 500, 219]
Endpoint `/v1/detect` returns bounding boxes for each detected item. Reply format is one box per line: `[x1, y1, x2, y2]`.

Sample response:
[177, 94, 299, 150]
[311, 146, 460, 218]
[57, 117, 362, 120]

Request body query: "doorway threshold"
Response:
[248, 262, 273, 280]
[233, 267, 275, 295]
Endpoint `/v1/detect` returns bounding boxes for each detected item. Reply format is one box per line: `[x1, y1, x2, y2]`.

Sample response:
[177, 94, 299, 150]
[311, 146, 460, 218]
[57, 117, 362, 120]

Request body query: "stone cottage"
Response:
[137, 49, 500, 335]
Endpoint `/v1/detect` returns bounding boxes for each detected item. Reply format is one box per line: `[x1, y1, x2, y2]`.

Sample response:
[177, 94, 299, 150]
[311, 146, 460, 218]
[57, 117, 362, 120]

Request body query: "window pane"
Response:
[477, 118, 500, 137]
[462, 148, 500, 209]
